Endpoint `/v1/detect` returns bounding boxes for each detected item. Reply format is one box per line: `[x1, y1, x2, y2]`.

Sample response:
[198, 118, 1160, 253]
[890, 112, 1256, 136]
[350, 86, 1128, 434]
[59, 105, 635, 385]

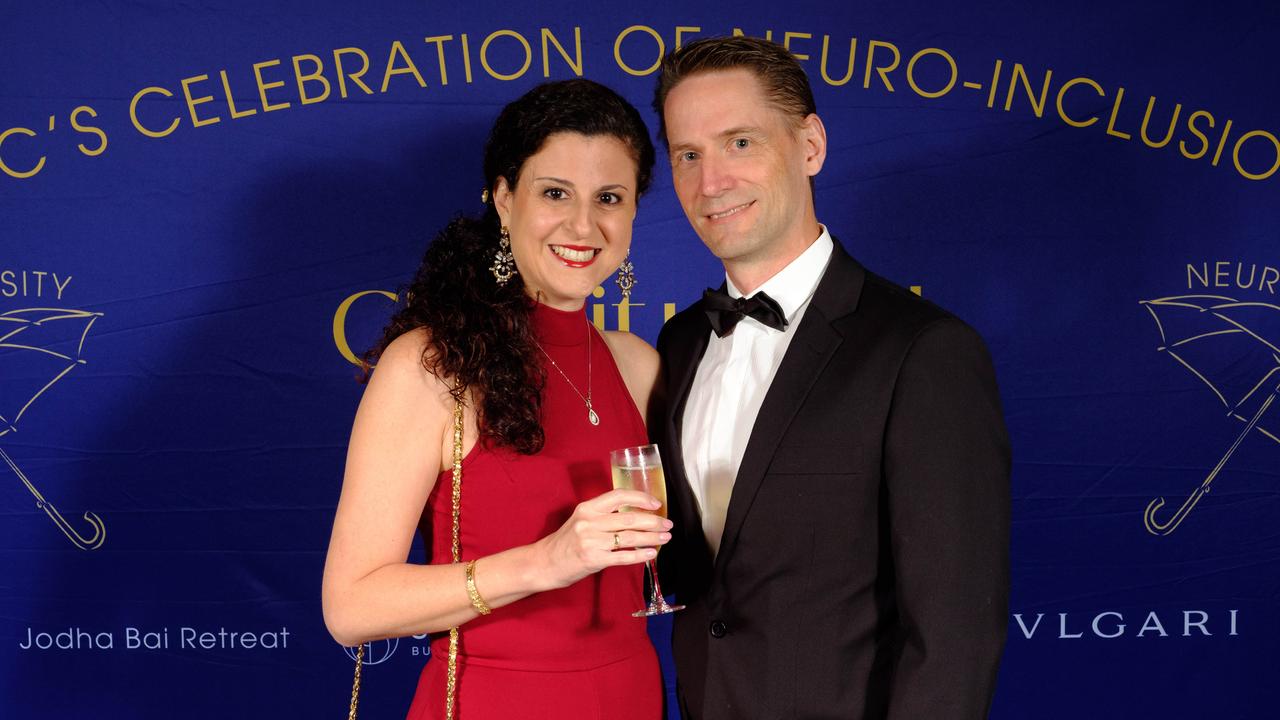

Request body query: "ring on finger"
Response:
[612, 532, 621, 551]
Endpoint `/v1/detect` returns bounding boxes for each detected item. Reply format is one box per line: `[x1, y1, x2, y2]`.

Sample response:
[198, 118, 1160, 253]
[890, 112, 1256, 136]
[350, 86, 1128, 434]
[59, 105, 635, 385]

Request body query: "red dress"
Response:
[406, 303, 662, 720]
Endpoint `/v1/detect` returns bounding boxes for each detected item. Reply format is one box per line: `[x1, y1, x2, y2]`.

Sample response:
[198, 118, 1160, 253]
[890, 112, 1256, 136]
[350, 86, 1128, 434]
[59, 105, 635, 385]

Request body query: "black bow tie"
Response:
[702, 287, 789, 337]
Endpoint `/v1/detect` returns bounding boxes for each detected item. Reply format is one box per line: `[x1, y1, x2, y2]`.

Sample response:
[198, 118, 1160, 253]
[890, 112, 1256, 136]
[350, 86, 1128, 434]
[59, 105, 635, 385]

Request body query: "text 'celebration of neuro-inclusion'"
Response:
[3, 3, 1277, 719]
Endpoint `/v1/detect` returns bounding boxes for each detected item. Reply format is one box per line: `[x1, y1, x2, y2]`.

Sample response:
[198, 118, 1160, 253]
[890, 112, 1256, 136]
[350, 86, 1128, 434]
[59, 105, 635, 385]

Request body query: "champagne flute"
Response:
[610, 444, 685, 616]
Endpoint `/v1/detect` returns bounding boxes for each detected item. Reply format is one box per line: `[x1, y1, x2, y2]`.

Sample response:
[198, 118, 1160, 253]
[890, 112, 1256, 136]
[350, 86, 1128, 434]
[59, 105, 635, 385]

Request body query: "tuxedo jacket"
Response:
[654, 239, 1011, 720]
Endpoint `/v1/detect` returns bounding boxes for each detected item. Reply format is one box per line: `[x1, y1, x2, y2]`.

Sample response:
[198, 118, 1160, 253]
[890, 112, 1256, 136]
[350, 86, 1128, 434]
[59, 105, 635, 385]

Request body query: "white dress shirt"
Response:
[681, 227, 835, 556]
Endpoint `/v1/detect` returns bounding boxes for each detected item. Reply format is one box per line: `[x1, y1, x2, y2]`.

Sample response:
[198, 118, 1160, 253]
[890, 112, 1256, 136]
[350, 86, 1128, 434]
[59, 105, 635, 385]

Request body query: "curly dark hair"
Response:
[364, 79, 655, 455]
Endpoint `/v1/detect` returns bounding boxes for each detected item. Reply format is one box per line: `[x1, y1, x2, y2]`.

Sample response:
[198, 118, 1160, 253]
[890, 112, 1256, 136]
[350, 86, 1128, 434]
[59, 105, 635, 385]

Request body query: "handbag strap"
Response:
[347, 397, 466, 720]
[347, 643, 362, 720]
[445, 396, 464, 719]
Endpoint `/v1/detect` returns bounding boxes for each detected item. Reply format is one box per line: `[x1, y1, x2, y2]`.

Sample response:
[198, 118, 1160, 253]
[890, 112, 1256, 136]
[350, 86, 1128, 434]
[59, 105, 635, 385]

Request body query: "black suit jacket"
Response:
[654, 240, 1010, 720]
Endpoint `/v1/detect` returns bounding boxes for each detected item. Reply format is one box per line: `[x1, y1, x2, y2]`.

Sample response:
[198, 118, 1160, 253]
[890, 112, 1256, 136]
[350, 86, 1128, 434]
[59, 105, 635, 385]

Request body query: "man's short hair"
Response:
[653, 36, 818, 147]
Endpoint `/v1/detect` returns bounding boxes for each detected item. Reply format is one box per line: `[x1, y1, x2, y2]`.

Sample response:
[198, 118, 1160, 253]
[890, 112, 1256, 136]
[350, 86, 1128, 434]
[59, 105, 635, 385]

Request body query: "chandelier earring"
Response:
[490, 226, 518, 285]
[614, 250, 636, 301]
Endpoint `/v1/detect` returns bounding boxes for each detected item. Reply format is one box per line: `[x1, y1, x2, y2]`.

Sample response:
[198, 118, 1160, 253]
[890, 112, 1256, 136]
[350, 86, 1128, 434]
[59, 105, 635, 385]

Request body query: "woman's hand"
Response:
[533, 488, 673, 590]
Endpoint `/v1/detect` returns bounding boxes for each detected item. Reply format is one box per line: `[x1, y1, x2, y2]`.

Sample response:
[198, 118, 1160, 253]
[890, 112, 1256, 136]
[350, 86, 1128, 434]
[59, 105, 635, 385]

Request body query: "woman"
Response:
[322, 79, 667, 720]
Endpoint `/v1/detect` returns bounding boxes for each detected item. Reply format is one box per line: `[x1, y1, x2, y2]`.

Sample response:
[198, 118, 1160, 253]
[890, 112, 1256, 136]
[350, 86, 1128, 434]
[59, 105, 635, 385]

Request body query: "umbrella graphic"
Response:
[1139, 294, 1280, 535]
[1, 306, 107, 549]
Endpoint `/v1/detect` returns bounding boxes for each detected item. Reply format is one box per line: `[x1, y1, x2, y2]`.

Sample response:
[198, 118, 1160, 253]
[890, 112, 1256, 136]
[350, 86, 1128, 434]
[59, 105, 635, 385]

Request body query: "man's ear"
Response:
[799, 113, 828, 177]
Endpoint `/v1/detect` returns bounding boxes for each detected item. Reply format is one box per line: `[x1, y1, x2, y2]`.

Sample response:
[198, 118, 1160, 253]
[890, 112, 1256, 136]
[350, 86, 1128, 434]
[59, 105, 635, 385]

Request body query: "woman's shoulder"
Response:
[600, 330, 659, 415]
[600, 330, 658, 372]
[369, 328, 451, 396]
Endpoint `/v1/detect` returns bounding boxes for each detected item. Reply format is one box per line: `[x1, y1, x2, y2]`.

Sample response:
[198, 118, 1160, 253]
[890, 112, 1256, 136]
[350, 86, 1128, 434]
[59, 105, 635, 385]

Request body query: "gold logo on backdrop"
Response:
[331, 287, 681, 367]
[332, 286, 923, 366]
[1139, 293, 1280, 535]
[0, 307, 107, 549]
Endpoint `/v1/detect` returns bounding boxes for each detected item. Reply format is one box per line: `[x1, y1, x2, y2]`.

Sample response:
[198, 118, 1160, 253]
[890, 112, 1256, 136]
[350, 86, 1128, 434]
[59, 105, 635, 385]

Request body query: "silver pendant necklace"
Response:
[535, 320, 600, 426]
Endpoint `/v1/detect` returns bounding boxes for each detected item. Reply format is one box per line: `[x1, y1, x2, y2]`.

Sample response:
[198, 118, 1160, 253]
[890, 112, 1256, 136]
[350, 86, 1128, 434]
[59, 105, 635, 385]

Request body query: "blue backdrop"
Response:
[3, 1, 1278, 718]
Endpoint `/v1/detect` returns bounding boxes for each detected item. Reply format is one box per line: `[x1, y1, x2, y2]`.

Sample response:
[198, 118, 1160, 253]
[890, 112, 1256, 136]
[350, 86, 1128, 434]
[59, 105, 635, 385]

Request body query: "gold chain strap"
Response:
[445, 397, 464, 719]
[347, 644, 363, 720]
[346, 397, 466, 720]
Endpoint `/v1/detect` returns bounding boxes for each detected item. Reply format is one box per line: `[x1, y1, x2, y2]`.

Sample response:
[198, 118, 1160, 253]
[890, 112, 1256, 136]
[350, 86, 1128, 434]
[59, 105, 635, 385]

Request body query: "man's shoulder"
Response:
[836, 261, 986, 356]
[667, 300, 709, 327]
[656, 299, 708, 352]
[820, 236, 957, 334]
[862, 274, 996, 373]
[860, 269, 953, 327]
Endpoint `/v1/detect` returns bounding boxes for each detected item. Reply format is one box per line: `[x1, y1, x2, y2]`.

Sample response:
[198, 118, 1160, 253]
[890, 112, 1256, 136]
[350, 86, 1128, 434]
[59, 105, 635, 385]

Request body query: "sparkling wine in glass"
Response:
[610, 444, 685, 617]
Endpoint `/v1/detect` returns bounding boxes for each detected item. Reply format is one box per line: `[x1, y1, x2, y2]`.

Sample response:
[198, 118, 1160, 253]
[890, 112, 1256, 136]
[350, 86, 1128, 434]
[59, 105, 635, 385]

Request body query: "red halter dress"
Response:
[406, 303, 661, 720]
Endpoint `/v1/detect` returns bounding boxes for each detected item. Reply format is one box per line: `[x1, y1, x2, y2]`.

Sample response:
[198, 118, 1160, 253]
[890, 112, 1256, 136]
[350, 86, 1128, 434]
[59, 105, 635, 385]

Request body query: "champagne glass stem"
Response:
[646, 558, 670, 610]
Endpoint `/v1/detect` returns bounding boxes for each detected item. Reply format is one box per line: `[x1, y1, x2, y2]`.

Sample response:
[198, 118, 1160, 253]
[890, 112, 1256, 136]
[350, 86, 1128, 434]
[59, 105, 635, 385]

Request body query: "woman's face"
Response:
[494, 132, 639, 311]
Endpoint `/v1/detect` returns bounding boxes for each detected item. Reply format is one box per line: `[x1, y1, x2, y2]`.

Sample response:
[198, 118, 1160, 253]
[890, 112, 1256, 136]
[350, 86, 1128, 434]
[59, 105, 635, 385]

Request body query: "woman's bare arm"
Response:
[322, 329, 668, 646]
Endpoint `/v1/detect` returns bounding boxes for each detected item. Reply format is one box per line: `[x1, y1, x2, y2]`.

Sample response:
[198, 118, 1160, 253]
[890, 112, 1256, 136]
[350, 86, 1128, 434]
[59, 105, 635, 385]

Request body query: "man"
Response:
[652, 37, 1011, 719]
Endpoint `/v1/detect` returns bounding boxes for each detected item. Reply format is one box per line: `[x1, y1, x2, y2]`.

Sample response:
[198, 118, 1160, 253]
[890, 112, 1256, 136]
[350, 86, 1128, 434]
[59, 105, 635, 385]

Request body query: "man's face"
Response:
[663, 68, 824, 268]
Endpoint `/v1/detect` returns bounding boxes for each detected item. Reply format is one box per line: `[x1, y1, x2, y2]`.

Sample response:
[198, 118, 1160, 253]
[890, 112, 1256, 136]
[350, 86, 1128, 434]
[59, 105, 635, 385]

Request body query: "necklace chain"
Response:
[534, 321, 600, 426]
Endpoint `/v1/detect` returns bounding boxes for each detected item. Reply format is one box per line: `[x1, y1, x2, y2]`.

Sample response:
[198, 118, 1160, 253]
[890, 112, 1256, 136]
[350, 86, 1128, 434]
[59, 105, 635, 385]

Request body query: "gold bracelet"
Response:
[465, 559, 492, 615]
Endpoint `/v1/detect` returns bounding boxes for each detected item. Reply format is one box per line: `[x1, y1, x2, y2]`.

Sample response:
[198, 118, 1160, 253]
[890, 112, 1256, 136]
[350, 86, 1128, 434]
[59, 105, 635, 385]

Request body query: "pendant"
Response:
[588, 408, 600, 426]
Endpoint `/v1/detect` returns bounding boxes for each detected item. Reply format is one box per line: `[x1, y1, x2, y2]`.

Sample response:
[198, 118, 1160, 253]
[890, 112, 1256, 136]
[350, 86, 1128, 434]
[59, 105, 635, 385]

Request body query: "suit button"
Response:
[709, 620, 727, 638]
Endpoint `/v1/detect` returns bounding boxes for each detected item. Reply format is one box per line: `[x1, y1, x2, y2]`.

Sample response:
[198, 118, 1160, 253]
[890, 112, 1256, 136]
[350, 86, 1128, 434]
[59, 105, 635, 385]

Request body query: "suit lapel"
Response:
[714, 241, 866, 570]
